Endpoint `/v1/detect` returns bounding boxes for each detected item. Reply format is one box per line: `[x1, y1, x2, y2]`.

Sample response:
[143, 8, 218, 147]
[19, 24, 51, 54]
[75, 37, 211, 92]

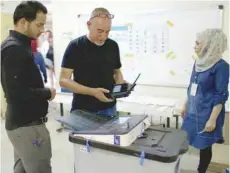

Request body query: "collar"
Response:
[9, 30, 33, 47]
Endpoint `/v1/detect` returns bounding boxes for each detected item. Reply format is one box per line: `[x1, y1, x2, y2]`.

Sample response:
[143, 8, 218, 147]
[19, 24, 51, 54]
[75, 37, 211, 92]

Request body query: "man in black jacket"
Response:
[1, 1, 56, 172]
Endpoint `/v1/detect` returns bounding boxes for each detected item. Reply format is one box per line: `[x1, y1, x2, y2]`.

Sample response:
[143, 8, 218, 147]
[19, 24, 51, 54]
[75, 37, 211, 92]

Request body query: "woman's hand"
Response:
[204, 118, 216, 132]
[204, 104, 222, 132]
[179, 102, 187, 119]
[179, 98, 188, 119]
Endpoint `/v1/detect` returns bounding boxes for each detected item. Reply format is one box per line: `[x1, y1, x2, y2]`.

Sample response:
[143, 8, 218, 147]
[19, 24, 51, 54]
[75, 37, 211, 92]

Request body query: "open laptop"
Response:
[106, 73, 141, 99]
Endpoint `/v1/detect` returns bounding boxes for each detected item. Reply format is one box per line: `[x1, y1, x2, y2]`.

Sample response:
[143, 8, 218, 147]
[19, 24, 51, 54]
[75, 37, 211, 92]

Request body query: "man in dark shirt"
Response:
[59, 7, 126, 116]
[1, 1, 56, 172]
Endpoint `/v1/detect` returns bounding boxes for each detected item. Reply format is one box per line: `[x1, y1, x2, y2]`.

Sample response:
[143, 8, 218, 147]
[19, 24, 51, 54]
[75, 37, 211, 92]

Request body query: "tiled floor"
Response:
[0, 102, 225, 173]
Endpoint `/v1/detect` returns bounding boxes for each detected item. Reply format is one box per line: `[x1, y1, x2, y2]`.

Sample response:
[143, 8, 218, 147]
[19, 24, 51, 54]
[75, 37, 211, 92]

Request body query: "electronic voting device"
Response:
[107, 73, 141, 99]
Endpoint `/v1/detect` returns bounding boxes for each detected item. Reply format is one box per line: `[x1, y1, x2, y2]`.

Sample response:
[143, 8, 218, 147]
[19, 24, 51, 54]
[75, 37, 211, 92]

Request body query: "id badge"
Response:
[190, 83, 198, 96]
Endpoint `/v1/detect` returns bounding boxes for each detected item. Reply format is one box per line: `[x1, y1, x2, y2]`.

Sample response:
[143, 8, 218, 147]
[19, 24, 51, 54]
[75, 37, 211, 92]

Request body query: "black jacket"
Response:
[1, 30, 51, 130]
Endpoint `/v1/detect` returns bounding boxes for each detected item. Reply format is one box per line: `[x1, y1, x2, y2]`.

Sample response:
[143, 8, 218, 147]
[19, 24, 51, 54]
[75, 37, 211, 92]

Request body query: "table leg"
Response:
[167, 117, 170, 128]
[60, 103, 64, 117]
[175, 115, 179, 129]
[56, 103, 65, 132]
[173, 115, 179, 129]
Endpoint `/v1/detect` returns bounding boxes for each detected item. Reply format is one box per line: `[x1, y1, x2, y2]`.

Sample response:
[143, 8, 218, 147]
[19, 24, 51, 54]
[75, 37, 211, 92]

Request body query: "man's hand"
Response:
[115, 79, 127, 85]
[123, 80, 129, 84]
[91, 88, 113, 102]
[49, 88, 56, 101]
[204, 118, 216, 132]
[123, 80, 132, 87]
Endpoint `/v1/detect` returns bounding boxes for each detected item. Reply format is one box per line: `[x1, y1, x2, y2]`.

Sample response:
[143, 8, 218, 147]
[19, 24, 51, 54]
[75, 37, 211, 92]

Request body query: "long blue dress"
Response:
[182, 59, 229, 149]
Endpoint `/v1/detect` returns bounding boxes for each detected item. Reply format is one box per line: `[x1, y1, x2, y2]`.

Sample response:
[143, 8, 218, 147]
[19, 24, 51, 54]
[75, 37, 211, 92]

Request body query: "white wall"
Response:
[1, 1, 53, 30]
[222, 1, 229, 63]
[52, 0, 229, 107]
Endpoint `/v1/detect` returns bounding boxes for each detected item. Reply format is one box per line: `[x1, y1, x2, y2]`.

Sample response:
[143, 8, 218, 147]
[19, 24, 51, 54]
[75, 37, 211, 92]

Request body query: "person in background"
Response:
[31, 39, 47, 83]
[180, 29, 229, 173]
[44, 30, 56, 88]
[1, 1, 56, 172]
[40, 30, 51, 58]
[59, 7, 126, 117]
[45, 32, 55, 69]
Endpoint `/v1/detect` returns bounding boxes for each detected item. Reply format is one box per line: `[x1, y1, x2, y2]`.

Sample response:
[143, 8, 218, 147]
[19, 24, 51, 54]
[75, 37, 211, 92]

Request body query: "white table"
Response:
[53, 92, 181, 130]
[117, 95, 180, 128]
[53, 90, 229, 133]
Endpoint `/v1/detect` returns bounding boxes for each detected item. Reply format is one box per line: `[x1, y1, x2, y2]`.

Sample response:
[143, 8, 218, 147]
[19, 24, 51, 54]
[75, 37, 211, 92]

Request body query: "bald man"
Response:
[59, 8, 125, 117]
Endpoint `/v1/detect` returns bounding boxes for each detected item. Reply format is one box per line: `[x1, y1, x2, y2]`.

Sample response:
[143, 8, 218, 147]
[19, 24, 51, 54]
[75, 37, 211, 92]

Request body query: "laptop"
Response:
[106, 73, 141, 99]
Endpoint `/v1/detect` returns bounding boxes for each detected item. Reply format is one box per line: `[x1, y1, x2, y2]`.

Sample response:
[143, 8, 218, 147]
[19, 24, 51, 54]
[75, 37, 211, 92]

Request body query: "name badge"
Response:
[190, 83, 198, 96]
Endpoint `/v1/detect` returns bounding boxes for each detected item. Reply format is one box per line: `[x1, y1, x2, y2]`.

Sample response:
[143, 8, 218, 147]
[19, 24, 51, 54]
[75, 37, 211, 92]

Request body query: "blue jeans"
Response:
[91, 105, 117, 117]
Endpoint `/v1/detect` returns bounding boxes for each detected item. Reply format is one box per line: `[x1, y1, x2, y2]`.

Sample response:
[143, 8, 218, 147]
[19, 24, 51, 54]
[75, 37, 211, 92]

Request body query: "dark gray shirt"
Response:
[1, 30, 51, 130]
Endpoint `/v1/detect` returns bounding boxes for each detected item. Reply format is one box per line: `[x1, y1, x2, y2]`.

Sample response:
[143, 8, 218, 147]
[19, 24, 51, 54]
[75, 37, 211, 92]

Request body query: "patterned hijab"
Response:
[195, 29, 228, 72]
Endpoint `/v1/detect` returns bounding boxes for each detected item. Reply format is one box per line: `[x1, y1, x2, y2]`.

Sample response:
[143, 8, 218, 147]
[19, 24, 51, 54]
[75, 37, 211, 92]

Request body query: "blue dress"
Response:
[182, 59, 229, 149]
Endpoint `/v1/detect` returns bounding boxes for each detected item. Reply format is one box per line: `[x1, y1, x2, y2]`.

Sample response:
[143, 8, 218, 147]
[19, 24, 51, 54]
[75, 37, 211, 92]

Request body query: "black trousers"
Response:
[198, 146, 212, 173]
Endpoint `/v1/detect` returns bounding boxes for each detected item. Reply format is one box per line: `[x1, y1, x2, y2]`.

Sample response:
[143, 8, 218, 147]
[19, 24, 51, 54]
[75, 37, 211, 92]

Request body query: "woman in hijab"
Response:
[181, 29, 229, 173]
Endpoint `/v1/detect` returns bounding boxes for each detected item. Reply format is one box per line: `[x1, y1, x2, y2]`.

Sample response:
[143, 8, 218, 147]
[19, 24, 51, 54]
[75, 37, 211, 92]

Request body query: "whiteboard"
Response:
[75, 9, 222, 87]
